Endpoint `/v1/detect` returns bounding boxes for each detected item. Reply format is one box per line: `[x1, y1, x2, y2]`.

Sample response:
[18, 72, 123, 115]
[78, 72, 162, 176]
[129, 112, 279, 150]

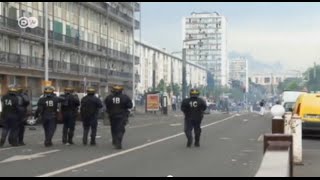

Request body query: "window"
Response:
[264, 77, 270, 84]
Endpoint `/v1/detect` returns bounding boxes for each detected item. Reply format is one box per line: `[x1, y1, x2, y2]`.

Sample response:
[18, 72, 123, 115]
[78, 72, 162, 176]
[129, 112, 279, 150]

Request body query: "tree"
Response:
[166, 85, 172, 96]
[172, 83, 181, 96]
[277, 77, 304, 93]
[304, 65, 320, 92]
[157, 79, 166, 93]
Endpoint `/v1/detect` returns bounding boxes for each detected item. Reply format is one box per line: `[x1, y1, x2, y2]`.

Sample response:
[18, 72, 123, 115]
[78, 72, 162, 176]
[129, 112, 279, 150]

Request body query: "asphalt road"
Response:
[0, 111, 272, 177]
[294, 135, 320, 177]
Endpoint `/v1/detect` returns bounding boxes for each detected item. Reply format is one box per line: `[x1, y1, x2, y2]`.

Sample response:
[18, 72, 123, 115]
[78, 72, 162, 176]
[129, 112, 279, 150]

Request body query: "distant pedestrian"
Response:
[259, 99, 265, 116]
[171, 95, 177, 111]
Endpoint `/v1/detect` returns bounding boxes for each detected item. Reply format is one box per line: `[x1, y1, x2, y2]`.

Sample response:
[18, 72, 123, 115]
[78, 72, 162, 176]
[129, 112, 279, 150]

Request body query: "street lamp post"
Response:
[44, 2, 49, 82]
[132, 4, 136, 103]
[182, 48, 187, 98]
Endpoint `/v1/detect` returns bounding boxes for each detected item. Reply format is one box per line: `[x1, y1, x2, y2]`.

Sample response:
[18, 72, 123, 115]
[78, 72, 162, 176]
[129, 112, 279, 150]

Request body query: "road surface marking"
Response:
[37, 114, 240, 177]
[219, 137, 231, 140]
[0, 147, 16, 152]
[129, 121, 168, 129]
[0, 149, 60, 163]
[169, 123, 182, 127]
[128, 123, 155, 129]
[242, 150, 255, 153]
[257, 134, 264, 142]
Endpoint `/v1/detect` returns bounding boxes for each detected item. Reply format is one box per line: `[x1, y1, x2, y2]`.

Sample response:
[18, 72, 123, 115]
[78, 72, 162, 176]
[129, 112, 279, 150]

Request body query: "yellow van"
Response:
[293, 93, 320, 132]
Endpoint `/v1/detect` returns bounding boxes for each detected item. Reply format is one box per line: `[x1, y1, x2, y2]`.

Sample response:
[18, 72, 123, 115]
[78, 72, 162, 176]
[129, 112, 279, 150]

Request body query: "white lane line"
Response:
[219, 137, 231, 141]
[37, 114, 239, 177]
[169, 123, 182, 127]
[0, 147, 16, 152]
[0, 149, 61, 163]
[128, 123, 155, 129]
[257, 134, 264, 142]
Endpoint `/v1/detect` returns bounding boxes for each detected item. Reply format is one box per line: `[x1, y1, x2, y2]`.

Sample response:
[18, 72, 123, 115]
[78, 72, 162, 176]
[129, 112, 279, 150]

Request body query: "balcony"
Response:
[0, 15, 135, 65]
[135, 56, 140, 65]
[135, 74, 140, 83]
[105, 3, 134, 27]
[134, 2, 140, 12]
[135, 19, 140, 30]
[0, 51, 133, 81]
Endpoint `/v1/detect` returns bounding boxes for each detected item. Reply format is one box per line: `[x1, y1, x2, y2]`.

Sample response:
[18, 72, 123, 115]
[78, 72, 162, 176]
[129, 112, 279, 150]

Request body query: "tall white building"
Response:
[183, 12, 228, 87]
[229, 57, 249, 92]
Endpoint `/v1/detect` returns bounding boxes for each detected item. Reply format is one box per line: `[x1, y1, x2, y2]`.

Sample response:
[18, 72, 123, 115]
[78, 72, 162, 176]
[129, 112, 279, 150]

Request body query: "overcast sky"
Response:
[139, 2, 320, 72]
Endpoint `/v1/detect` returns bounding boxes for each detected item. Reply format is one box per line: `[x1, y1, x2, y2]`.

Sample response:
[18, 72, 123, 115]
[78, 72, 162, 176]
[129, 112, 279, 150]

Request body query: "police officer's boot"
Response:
[115, 136, 122, 150]
[9, 136, 18, 147]
[44, 140, 51, 147]
[0, 138, 5, 147]
[111, 133, 116, 146]
[62, 130, 68, 145]
[68, 131, 74, 145]
[194, 135, 200, 147]
[90, 135, 96, 146]
[115, 143, 122, 150]
[186, 137, 193, 148]
[83, 129, 89, 145]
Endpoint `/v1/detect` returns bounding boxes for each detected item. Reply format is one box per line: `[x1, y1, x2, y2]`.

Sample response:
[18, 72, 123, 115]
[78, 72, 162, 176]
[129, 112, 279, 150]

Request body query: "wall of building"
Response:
[0, 2, 140, 98]
[229, 57, 248, 92]
[135, 41, 208, 95]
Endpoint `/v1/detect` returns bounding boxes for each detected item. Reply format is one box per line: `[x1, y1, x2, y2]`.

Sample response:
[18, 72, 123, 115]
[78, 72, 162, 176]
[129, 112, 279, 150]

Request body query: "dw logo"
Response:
[18, 17, 39, 29]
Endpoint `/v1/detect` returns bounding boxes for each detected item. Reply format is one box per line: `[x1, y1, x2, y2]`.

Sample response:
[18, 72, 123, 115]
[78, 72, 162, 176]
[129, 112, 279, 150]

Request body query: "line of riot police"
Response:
[1, 85, 207, 150]
[0, 85, 132, 150]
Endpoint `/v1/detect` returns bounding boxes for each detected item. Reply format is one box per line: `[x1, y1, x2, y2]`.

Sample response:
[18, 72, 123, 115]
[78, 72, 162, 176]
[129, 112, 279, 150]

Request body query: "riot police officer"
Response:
[16, 86, 30, 146]
[60, 87, 80, 145]
[0, 86, 20, 147]
[35, 86, 64, 147]
[181, 89, 207, 148]
[80, 88, 102, 146]
[104, 85, 133, 149]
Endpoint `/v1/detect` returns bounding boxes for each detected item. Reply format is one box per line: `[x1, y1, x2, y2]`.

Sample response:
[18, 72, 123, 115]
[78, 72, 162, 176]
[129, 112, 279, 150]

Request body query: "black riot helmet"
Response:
[190, 88, 200, 98]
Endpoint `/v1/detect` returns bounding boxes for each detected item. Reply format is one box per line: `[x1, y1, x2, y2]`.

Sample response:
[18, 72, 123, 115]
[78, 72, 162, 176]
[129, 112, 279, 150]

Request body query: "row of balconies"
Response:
[0, 50, 140, 82]
[0, 15, 140, 66]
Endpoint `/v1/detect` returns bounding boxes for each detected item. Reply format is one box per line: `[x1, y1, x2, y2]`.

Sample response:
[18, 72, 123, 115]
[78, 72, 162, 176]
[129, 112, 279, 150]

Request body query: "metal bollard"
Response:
[272, 118, 285, 134]
[271, 105, 285, 134]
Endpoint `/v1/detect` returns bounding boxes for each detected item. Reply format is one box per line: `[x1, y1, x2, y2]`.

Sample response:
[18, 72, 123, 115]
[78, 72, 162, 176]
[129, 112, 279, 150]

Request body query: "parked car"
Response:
[293, 93, 320, 134]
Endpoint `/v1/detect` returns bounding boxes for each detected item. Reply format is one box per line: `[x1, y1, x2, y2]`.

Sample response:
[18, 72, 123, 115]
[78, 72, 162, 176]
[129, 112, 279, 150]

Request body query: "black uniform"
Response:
[181, 96, 207, 147]
[104, 92, 132, 149]
[35, 94, 64, 147]
[17, 92, 30, 145]
[80, 94, 102, 145]
[60, 93, 80, 144]
[0, 93, 20, 147]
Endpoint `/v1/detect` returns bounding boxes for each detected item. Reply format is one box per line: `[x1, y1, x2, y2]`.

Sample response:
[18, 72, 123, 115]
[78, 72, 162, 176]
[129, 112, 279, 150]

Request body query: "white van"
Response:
[280, 91, 307, 112]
